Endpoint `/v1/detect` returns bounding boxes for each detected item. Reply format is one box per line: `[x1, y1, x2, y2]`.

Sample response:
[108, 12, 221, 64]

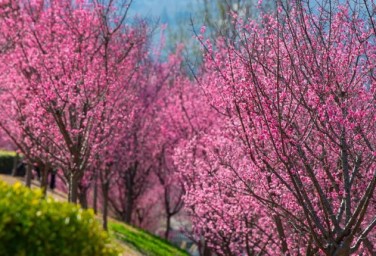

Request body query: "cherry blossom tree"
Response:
[151, 74, 189, 239]
[0, 0, 147, 202]
[106, 50, 180, 225]
[178, 0, 376, 254]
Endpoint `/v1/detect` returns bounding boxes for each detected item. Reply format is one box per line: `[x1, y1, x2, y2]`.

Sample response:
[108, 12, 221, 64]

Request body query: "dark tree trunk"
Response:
[40, 166, 49, 197]
[102, 181, 110, 230]
[202, 241, 212, 256]
[124, 192, 134, 223]
[93, 172, 98, 214]
[78, 187, 88, 209]
[165, 214, 171, 240]
[49, 172, 56, 190]
[331, 241, 351, 256]
[274, 215, 289, 255]
[25, 164, 32, 187]
[363, 238, 375, 255]
[124, 169, 135, 224]
[11, 153, 19, 176]
[68, 173, 79, 203]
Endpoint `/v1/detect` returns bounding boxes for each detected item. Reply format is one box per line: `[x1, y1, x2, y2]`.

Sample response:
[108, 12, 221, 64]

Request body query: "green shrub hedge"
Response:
[0, 181, 120, 256]
[0, 150, 16, 175]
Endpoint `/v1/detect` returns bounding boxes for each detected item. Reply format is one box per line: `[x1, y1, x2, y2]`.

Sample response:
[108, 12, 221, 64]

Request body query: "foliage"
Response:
[109, 221, 189, 256]
[0, 181, 120, 256]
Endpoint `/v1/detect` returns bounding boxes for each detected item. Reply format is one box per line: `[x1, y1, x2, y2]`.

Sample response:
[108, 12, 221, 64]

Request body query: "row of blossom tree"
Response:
[0, 0, 191, 237]
[177, 0, 376, 255]
[0, 0, 375, 255]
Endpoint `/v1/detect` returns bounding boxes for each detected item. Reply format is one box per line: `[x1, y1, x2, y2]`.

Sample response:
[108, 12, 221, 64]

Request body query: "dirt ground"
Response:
[0, 174, 67, 201]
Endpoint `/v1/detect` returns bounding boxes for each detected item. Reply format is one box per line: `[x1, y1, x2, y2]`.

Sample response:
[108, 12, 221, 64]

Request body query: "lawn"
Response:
[109, 221, 189, 256]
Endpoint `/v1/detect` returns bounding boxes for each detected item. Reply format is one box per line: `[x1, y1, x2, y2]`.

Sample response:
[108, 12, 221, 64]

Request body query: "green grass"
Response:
[109, 221, 189, 256]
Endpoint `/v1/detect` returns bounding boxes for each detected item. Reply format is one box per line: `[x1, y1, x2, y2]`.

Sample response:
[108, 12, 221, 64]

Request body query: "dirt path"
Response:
[0, 174, 67, 201]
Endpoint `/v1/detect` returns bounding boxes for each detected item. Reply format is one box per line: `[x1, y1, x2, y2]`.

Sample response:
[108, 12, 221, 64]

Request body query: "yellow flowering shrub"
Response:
[0, 181, 120, 256]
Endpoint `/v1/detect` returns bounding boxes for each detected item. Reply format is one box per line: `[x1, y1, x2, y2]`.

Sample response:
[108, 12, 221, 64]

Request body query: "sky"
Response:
[128, 0, 201, 28]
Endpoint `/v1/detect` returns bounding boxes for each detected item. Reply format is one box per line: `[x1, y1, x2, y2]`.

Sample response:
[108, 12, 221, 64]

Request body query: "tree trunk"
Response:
[274, 215, 289, 255]
[78, 187, 88, 209]
[202, 240, 212, 256]
[93, 172, 98, 214]
[124, 193, 133, 223]
[165, 214, 171, 240]
[102, 181, 109, 230]
[40, 166, 49, 197]
[78, 180, 89, 209]
[124, 169, 135, 224]
[363, 238, 375, 255]
[68, 173, 79, 203]
[332, 241, 351, 256]
[11, 153, 19, 176]
[25, 164, 32, 187]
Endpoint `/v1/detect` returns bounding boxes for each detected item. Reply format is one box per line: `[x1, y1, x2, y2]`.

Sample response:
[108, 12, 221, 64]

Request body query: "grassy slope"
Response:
[109, 221, 189, 256]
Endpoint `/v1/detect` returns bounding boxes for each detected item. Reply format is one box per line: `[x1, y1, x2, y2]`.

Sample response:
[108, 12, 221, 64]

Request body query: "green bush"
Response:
[0, 150, 17, 175]
[0, 181, 120, 256]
